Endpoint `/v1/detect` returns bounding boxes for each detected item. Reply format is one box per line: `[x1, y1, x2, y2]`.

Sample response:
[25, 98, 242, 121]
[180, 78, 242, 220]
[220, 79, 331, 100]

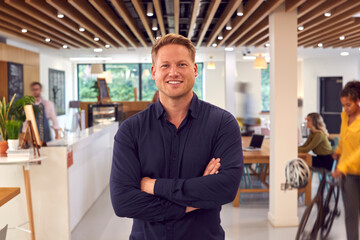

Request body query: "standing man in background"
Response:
[30, 82, 60, 142]
[110, 33, 243, 240]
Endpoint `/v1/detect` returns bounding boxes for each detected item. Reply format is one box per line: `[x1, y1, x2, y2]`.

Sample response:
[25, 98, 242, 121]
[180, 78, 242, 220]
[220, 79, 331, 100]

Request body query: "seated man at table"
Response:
[298, 112, 334, 171]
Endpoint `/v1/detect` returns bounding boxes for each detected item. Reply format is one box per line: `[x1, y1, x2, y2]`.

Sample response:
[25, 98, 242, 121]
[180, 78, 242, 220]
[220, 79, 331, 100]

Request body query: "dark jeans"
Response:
[312, 154, 334, 171]
[342, 175, 360, 240]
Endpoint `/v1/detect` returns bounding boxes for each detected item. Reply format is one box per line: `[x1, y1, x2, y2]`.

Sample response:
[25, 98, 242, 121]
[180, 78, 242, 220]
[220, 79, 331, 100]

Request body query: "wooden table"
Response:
[0, 187, 20, 207]
[233, 137, 312, 207]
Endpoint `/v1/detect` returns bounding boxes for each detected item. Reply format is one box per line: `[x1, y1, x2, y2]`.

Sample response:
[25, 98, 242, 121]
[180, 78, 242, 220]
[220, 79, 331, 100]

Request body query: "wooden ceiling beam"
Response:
[243, 29, 269, 47]
[226, 0, 284, 47]
[218, 0, 263, 47]
[285, 0, 306, 13]
[323, 32, 360, 47]
[0, 20, 62, 48]
[174, 0, 179, 34]
[330, 38, 360, 48]
[205, 0, 243, 47]
[298, 18, 354, 43]
[174, 0, 180, 34]
[196, 0, 221, 47]
[297, 0, 326, 18]
[298, 0, 347, 26]
[299, 5, 360, 37]
[187, 0, 200, 39]
[234, 17, 268, 47]
[299, 20, 360, 47]
[131, 0, 154, 44]
[0, 25, 59, 49]
[255, 37, 269, 48]
[0, 0, 83, 48]
[69, 0, 129, 48]
[89, 0, 138, 48]
[26, 0, 101, 48]
[7, 0, 91, 48]
[47, 0, 119, 48]
[0, 9, 79, 48]
[153, 0, 166, 36]
[110, 0, 148, 48]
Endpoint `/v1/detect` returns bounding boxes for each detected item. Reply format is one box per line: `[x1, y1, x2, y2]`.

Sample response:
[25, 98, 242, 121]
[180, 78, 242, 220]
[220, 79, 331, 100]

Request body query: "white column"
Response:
[268, 3, 298, 227]
[225, 51, 236, 116]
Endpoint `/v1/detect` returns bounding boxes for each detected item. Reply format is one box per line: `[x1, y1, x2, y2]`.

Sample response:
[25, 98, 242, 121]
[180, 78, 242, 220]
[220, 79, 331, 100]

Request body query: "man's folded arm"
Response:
[154, 113, 244, 209]
[110, 122, 186, 222]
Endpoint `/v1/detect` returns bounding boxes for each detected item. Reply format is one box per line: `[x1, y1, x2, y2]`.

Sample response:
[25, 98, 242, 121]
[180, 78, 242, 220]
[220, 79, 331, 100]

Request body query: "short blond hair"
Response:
[151, 33, 196, 65]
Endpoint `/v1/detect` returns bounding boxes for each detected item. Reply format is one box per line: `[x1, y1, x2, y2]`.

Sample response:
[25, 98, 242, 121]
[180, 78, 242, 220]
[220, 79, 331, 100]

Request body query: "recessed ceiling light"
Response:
[152, 19, 158, 31]
[324, 12, 331, 17]
[226, 20, 232, 31]
[21, 28, 27, 33]
[45, 38, 51, 42]
[63, 45, 68, 49]
[105, 44, 110, 48]
[225, 47, 234, 51]
[318, 43, 323, 48]
[237, 5, 243, 16]
[339, 36, 345, 40]
[298, 26, 304, 31]
[265, 43, 270, 47]
[94, 37, 99, 41]
[218, 33, 223, 40]
[79, 27, 85, 32]
[57, 12, 64, 18]
[147, 3, 154, 17]
[94, 48, 103, 52]
[340, 52, 349, 56]
[212, 43, 217, 47]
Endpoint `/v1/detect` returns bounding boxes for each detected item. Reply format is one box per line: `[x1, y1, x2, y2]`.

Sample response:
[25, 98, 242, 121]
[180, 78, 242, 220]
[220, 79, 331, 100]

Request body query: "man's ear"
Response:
[194, 63, 198, 77]
[151, 65, 156, 81]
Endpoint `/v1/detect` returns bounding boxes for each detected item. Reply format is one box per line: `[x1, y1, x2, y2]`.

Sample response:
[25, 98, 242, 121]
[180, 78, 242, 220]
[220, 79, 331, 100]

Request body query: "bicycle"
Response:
[295, 167, 341, 240]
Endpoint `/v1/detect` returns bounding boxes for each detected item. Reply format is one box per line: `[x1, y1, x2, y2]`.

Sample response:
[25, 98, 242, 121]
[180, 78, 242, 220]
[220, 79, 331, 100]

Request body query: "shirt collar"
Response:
[155, 92, 200, 120]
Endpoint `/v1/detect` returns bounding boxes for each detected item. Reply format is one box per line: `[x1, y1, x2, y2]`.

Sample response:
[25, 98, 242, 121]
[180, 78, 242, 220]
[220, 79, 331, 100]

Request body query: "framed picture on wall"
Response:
[8, 62, 24, 102]
[49, 68, 65, 116]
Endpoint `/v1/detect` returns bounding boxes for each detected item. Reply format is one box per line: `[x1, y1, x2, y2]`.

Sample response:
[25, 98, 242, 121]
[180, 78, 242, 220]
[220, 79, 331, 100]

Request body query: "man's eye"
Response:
[161, 65, 168, 68]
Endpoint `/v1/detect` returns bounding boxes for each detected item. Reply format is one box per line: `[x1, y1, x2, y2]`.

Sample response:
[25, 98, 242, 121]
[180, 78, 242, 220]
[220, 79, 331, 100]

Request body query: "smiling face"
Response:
[340, 96, 360, 117]
[151, 44, 198, 102]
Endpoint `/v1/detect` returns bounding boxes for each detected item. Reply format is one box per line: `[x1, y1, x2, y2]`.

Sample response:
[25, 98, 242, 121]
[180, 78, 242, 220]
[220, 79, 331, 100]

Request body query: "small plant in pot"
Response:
[0, 94, 16, 155]
[6, 119, 22, 151]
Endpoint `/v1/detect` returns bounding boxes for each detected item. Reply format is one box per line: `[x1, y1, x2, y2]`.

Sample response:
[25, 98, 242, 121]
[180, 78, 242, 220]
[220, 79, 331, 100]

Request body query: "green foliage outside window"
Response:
[261, 63, 270, 111]
[78, 63, 203, 102]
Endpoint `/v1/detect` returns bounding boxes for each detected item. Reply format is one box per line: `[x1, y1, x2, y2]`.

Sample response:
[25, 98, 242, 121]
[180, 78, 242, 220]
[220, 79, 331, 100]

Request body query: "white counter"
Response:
[0, 122, 118, 240]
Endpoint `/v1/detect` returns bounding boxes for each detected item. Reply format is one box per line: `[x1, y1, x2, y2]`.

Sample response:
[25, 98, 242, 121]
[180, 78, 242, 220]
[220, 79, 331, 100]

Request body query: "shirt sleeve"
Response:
[337, 145, 360, 175]
[298, 132, 322, 153]
[46, 101, 59, 129]
[110, 120, 186, 222]
[297, 134, 312, 153]
[154, 112, 243, 209]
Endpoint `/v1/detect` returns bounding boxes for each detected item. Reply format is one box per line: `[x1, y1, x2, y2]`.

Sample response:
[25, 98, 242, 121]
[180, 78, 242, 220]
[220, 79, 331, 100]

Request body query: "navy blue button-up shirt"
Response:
[110, 94, 243, 240]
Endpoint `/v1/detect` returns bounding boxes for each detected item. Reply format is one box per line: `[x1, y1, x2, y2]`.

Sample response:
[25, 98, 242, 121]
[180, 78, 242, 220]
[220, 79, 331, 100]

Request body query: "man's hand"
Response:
[140, 177, 156, 195]
[203, 158, 221, 176]
[332, 169, 344, 178]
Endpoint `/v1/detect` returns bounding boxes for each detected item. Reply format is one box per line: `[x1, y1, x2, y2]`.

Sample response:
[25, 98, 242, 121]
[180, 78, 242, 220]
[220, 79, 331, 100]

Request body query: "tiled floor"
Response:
[72, 178, 349, 240]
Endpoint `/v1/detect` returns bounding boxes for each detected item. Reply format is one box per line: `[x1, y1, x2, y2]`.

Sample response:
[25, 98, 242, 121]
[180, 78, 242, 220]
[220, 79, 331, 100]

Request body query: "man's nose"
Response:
[169, 65, 178, 75]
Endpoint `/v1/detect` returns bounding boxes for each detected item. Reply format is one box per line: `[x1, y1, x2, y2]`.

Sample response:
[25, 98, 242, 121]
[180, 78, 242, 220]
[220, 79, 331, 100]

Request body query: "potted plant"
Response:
[0, 94, 16, 154]
[6, 119, 22, 150]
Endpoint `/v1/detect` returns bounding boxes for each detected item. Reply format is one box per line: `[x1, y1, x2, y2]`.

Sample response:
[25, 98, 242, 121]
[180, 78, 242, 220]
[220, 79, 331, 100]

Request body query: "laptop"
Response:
[0, 225, 7, 240]
[243, 134, 265, 151]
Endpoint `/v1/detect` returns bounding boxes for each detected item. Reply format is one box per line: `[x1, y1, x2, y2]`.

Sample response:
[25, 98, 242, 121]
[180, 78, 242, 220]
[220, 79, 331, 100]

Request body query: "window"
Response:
[77, 63, 204, 102]
[261, 64, 270, 111]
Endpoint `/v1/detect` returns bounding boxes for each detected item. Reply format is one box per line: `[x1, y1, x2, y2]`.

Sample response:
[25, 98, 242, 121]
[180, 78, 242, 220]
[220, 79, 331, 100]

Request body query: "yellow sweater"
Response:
[335, 111, 360, 175]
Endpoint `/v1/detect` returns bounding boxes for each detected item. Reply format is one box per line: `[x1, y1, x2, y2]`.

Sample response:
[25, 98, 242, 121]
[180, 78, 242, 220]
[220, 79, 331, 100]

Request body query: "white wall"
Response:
[203, 61, 226, 109]
[39, 54, 74, 134]
[302, 55, 360, 118]
[236, 61, 262, 118]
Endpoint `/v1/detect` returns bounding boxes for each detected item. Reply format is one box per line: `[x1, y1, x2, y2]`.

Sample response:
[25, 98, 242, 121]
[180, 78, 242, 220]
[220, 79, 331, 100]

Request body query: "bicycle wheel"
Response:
[296, 198, 322, 240]
[320, 185, 340, 240]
